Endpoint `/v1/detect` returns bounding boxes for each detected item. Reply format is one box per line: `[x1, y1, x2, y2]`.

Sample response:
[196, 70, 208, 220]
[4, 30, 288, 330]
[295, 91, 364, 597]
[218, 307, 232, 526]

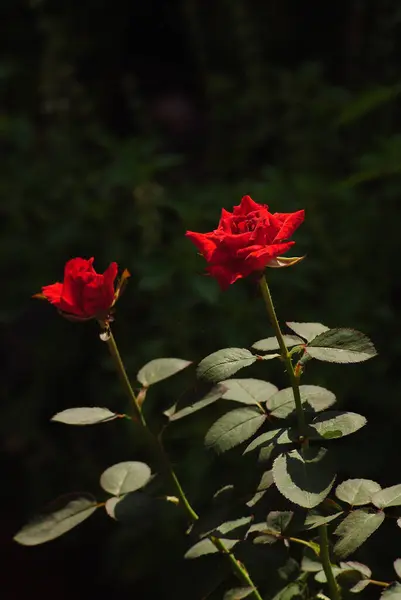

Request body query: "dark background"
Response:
[2, 0, 401, 598]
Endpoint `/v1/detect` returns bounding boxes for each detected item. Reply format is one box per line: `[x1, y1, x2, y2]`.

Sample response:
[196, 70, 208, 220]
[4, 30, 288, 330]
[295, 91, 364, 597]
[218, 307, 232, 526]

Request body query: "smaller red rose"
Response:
[186, 195, 305, 289]
[40, 257, 119, 319]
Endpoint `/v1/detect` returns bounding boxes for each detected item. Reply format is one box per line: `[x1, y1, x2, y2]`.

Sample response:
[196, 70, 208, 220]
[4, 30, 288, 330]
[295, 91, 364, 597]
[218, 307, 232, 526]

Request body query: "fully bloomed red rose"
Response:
[40, 257, 119, 319]
[186, 195, 304, 289]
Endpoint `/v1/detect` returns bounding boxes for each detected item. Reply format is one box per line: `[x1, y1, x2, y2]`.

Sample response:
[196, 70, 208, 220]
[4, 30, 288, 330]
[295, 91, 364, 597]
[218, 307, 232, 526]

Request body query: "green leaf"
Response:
[303, 511, 343, 530]
[137, 357, 191, 386]
[51, 407, 118, 425]
[315, 567, 344, 583]
[286, 322, 329, 341]
[334, 509, 385, 558]
[221, 378, 278, 405]
[381, 583, 401, 600]
[245, 472, 273, 507]
[13, 494, 98, 546]
[273, 447, 336, 508]
[168, 385, 224, 421]
[105, 492, 157, 523]
[247, 520, 278, 545]
[213, 516, 253, 540]
[184, 537, 238, 559]
[336, 479, 382, 506]
[266, 511, 293, 534]
[223, 588, 255, 600]
[301, 547, 322, 572]
[267, 385, 336, 418]
[340, 561, 372, 578]
[309, 411, 366, 440]
[205, 407, 266, 453]
[372, 484, 401, 508]
[257, 469, 275, 491]
[394, 559, 401, 579]
[252, 335, 303, 352]
[197, 348, 257, 382]
[100, 461, 152, 496]
[243, 428, 287, 454]
[306, 329, 377, 363]
[272, 582, 304, 600]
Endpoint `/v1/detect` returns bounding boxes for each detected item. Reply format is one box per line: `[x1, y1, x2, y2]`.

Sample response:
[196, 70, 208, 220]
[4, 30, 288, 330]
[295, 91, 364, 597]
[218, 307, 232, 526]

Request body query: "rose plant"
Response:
[14, 196, 401, 600]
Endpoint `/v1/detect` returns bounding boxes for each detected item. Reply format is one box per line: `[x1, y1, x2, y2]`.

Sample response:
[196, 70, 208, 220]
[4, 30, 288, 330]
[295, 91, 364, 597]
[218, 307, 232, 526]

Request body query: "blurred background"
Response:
[2, 0, 401, 598]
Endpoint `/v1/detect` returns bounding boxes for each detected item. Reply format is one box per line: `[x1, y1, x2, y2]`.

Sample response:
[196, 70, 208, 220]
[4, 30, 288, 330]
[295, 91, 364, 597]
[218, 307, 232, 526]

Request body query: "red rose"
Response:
[186, 195, 304, 289]
[40, 257, 119, 319]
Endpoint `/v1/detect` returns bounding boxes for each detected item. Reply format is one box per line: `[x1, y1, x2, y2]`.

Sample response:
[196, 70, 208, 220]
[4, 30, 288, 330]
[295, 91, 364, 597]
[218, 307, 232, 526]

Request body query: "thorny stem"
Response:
[102, 325, 263, 600]
[258, 275, 307, 436]
[319, 525, 341, 600]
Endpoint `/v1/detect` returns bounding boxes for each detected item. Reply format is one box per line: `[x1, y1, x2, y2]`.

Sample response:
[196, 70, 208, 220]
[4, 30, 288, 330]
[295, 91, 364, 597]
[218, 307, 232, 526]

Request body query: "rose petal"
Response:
[273, 210, 305, 241]
[186, 231, 218, 261]
[41, 282, 63, 306]
[233, 195, 266, 216]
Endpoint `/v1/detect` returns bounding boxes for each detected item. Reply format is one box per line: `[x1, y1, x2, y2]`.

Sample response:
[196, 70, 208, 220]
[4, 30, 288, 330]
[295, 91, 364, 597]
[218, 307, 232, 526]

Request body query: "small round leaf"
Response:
[336, 479, 382, 506]
[137, 358, 191, 387]
[100, 461, 151, 496]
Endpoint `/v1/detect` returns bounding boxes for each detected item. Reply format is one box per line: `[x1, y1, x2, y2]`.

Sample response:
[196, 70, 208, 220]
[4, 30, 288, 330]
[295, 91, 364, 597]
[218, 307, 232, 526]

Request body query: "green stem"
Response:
[258, 275, 307, 436]
[104, 330, 147, 427]
[103, 326, 263, 600]
[319, 525, 341, 600]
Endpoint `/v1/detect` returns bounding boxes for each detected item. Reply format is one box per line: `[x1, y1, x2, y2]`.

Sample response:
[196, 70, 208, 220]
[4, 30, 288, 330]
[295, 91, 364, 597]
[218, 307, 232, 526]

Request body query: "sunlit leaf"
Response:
[168, 385, 224, 421]
[334, 509, 384, 558]
[272, 582, 304, 600]
[301, 547, 322, 572]
[205, 407, 266, 453]
[252, 335, 303, 352]
[394, 559, 401, 579]
[223, 588, 255, 600]
[137, 358, 191, 386]
[221, 378, 278, 405]
[336, 479, 381, 506]
[100, 461, 152, 495]
[105, 492, 157, 523]
[286, 322, 329, 341]
[243, 428, 287, 454]
[273, 447, 336, 508]
[303, 511, 343, 530]
[308, 411, 366, 440]
[267, 385, 336, 418]
[381, 583, 401, 600]
[51, 407, 118, 425]
[372, 484, 401, 508]
[184, 537, 238, 559]
[197, 348, 256, 382]
[14, 494, 98, 546]
[306, 329, 377, 363]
